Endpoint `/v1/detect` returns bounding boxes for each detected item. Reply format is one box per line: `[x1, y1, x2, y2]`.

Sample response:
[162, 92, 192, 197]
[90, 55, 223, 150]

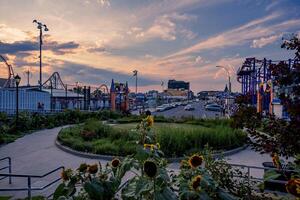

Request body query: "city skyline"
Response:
[1, 0, 300, 92]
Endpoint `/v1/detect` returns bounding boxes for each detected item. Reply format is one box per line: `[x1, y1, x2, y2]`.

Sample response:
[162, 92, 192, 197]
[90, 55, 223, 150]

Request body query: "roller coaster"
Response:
[0, 55, 15, 88]
[237, 57, 299, 106]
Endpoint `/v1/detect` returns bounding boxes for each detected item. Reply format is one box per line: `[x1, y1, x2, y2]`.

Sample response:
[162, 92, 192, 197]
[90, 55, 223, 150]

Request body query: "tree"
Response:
[240, 35, 300, 157]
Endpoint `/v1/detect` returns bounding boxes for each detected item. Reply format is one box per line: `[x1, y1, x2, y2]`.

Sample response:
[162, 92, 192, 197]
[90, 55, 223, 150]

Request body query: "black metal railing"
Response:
[0, 157, 12, 184]
[0, 166, 64, 199]
[228, 163, 296, 184]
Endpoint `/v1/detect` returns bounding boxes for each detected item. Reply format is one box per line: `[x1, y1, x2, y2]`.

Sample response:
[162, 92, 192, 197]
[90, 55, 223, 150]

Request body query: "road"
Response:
[152, 101, 222, 119]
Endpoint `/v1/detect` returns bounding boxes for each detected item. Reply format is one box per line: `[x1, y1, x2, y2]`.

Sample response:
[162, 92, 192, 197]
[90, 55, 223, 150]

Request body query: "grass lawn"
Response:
[58, 119, 246, 157]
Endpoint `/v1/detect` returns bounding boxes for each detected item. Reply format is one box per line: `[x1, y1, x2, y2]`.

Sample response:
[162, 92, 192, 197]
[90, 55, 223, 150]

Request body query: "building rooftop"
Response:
[42, 89, 84, 98]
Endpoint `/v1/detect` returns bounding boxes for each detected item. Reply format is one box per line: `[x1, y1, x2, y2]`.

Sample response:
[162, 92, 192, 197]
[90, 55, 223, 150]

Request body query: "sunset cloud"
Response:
[0, 0, 299, 92]
[251, 34, 281, 48]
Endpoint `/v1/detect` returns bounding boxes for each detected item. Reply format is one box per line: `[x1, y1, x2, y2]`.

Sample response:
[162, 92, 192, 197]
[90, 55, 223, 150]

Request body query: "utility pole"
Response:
[33, 20, 49, 90]
[24, 69, 32, 86]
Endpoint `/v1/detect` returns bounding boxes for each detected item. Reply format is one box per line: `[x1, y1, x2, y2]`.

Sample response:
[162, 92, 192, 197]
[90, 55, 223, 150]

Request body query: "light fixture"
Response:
[14, 74, 21, 86]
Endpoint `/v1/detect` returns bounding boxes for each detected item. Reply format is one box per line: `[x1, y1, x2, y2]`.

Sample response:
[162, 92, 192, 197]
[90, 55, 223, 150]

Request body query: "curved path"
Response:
[0, 126, 272, 198]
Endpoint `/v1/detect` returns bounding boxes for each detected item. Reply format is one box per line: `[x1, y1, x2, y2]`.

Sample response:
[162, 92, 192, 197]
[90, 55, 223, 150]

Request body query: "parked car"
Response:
[156, 105, 166, 112]
[170, 103, 177, 108]
[182, 101, 188, 106]
[164, 104, 172, 110]
[184, 104, 195, 111]
[205, 104, 222, 112]
[176, 102, 182, 106]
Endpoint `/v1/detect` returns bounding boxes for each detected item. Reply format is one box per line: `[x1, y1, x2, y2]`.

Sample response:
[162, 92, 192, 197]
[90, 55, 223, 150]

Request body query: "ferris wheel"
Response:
[0, 54, 15, 87]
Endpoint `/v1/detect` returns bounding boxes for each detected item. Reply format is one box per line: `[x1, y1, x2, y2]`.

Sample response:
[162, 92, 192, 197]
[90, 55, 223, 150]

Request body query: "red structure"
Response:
[110, 79, 129, 112]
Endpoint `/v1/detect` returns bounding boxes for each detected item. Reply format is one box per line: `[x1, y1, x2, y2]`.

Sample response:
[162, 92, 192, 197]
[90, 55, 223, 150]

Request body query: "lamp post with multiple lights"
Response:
[14, 74, 21, 126]
[216, 65, 231, 93]
[33, 19, 49, 90]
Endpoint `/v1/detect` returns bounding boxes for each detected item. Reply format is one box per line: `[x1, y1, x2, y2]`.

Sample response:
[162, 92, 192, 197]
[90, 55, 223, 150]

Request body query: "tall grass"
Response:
[57, 119, 246, 157]
[157, 125, 245, 157]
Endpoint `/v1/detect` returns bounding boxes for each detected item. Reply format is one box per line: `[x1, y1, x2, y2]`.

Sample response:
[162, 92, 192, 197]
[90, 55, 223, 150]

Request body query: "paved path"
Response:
[0, 126, 102, 198]
[0, 126, 273, 198]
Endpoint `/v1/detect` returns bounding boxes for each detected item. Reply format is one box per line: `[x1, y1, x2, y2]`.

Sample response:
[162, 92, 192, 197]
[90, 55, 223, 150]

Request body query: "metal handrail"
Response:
[0, 157, 11, 184]
[228, 163, 297, 184]
[0, 166, 64, 199]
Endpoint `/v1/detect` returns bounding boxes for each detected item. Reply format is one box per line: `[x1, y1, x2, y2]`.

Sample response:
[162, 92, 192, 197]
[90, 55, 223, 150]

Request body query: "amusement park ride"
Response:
[0, 54, 130, 112]
[237, 57, 298, 114]
[0, 55, 15, 88]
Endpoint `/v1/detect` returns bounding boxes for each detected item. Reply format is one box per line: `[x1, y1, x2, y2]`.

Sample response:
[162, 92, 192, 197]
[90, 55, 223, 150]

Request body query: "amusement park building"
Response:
[0, 87, 51, 115]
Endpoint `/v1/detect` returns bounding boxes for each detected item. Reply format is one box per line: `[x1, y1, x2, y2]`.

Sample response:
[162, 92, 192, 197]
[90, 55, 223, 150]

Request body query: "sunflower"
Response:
[180, 160, 188, 169]
[78, 163, 88, 173]
[286, 178, 300, 197]
[191, 175, 202, 191]
[156, 143, 161, 149]
[143, 143, 156, 151]
[88, 163, 98, 174]
[143, 160, 157, 178]
[146, 115, 154, 127]
[271, 152, 281, 169]
[61, 168, 73, 181]
[188, 154, 204, 168]
[111, 158, 121, 168]
[144, 143, 152, 149]
[99, 173, 108, 180]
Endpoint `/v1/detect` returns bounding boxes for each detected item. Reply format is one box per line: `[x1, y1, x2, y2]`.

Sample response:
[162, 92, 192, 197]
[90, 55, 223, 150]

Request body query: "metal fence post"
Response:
[28, 177, 31, 200]
[8, 157, 11, 184]
[247, 166, 251, 199]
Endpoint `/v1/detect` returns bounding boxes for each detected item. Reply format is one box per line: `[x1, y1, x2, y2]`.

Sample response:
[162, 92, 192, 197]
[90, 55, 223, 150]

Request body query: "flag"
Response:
[133, 70, 138, 76]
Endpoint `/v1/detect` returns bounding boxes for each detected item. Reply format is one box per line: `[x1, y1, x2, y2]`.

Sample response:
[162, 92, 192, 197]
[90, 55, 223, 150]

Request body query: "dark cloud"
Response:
[0, 41, 37, 54]
[0, 39, 79, 55]
[56, 61, 159, 87]
[45, 41, 79, 55]
[87, 46, 106, 53]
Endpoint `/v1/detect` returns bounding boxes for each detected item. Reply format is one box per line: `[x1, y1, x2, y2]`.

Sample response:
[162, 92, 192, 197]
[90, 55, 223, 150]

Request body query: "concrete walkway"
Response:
[0, 126, 273, 198]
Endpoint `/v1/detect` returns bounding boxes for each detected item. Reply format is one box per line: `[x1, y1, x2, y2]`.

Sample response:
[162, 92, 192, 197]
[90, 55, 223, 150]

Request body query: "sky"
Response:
[0, 0, 300, 93]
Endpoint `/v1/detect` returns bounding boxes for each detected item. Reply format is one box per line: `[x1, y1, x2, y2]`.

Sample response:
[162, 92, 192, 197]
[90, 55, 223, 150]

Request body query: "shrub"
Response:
[0, 112, 8, 124]
[58, 120, 246, 157]
[80, 130, 97, 141]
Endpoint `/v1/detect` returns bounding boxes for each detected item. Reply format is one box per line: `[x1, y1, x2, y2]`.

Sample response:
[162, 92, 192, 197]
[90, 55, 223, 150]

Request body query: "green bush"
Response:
[0, 112, 8, 124]
[0, 109, 126, 144]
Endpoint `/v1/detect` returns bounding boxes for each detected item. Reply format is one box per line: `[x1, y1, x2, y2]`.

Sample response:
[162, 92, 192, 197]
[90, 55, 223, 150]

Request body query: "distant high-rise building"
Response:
[167, 79, 189, 90]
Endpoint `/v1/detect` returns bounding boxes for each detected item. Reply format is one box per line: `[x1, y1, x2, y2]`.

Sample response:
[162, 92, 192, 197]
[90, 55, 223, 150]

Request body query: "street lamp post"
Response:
[14, 75, 21, 127]
[133, 70, 138, 109]
[133, 70, 138, 94]
[33, 20, 49, 90]
[75, 82, 79, 109]
[216, 66, 231, 93]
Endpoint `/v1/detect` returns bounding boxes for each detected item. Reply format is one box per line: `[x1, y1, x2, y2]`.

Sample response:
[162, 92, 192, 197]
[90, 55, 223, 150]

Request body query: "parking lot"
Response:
[152, 100, 223, 119]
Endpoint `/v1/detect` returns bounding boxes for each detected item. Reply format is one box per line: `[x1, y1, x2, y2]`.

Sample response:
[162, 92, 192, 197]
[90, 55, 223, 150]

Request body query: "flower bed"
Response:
[57, 119, 247, 157]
